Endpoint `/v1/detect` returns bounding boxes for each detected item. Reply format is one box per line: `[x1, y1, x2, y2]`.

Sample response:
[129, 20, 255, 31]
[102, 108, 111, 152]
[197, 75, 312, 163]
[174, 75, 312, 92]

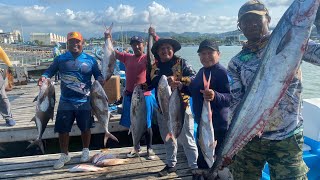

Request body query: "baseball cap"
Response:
[67, 32, 83, 41]
[129, 36, 144, 45]
[197, 39, 219, 53]
[238, 0, 269, 21]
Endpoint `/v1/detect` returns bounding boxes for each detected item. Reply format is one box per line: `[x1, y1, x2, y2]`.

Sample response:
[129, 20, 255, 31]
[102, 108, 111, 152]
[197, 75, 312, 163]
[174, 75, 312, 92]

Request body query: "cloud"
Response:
[264, 0, 293, 7]
[198, 0, 223, 2]
[0, 1, 239, 40]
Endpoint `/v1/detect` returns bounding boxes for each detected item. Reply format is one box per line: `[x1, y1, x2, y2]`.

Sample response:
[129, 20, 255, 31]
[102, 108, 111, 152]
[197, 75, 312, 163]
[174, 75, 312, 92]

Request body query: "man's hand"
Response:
[167, 76, 183, 90]
[148, 27, 156, 37]
[7, 66, 15, 77]
[200, 89, 215, 101]
[38, 76, 46, 86]
[104, 31, 112, 40]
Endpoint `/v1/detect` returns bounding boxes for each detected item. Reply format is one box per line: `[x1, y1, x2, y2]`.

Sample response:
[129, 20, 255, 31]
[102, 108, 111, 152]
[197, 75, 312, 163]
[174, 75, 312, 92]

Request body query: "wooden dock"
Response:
[0, 82, 127, 143]
[0, 144, 193, 180]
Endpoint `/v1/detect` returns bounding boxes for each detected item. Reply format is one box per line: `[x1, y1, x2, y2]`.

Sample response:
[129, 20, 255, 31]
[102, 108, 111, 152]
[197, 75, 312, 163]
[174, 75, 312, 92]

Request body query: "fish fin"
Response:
[30, 116, 36, 122]
[203, 72, 212, 90]
[135, 148, 143, 164]
[26, 139, 45, 154]
[128, 128, 131, 135]
[105, 22, 113, 34]
[165, 133, 177, 144]
[33, 96, 38, 102]
[276, 29, 292, 54]
[165, 133, 173, 142]
[104, 132, 119, 146]
[257, 131, 263, 138]
[210, 140, 218, 148]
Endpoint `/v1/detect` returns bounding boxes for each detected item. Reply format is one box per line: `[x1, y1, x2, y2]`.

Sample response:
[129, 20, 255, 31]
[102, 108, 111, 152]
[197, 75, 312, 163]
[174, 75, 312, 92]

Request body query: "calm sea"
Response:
[175, 46, 320, 99]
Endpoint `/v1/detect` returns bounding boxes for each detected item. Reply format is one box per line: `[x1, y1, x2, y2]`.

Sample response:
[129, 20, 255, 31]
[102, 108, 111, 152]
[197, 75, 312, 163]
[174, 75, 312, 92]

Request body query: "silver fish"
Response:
[157, 75, 172, 128]
[27, 79, 55, 154]
[146, 31, 155, 82]
[91, 80, 119, 146]
[166, 88, 184, 144]
[103, 23, 117, 81]
[208, 0, 320, 176]
[130, 85, 147, 153]
[91, 152, 117, 164]
[199, 72, 216, 168]
[69, 164, 103, 172]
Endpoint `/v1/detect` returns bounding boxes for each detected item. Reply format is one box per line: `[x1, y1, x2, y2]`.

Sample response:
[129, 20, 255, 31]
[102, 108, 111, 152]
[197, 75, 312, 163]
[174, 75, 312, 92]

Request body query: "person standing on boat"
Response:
[148, 38, 199, 177]
[0, 46, 16, 126]
[38, 32, 104, 169]
[188, 40, 231, 178]
[227, 1, 320, 179]
[104, 27, 159, 160]
[52, 42, 61, 83]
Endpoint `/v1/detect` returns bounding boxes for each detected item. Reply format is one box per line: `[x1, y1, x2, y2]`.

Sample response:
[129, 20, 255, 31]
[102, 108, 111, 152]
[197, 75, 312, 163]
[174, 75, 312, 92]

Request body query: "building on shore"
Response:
[30, 33, 66, 46]
[0, 29, 22, 44]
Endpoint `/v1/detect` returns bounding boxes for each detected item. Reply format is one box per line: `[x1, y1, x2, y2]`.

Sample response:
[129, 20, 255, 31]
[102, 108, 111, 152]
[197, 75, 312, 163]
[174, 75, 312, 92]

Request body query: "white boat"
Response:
[262, 98, 320, 180]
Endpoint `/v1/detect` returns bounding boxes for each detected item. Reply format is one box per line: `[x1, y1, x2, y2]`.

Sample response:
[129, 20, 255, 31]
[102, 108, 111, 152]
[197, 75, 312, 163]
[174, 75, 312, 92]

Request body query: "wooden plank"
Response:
[0, 144, 166, 165]
[0, 119, 126, 143]
[0, 145, 190, 180]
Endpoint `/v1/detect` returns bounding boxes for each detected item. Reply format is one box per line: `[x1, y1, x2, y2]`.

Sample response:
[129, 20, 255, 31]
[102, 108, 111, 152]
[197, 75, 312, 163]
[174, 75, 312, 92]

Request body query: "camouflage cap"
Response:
[238, 0, 269, 21]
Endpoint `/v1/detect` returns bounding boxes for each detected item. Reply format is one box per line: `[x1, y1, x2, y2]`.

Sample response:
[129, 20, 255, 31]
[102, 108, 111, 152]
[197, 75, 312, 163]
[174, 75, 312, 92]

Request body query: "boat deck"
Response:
[0, 82, 126, 143]
[0, 144, 192, 180]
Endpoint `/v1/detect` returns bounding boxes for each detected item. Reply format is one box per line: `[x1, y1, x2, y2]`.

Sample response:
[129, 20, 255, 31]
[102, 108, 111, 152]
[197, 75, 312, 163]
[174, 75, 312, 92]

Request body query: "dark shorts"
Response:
[54, 100, 94, 133]
[230, 131, 309, 179]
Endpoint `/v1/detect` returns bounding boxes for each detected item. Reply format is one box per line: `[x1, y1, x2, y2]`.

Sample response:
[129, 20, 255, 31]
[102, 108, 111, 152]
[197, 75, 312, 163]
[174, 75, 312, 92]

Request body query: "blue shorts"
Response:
[54, 100, 93, 133]
[119, 93, 157, 129]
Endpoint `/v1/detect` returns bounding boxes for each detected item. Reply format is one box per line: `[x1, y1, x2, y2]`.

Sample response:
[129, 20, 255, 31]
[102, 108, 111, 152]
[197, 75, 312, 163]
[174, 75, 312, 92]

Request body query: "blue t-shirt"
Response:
[43, 51, 102, 103]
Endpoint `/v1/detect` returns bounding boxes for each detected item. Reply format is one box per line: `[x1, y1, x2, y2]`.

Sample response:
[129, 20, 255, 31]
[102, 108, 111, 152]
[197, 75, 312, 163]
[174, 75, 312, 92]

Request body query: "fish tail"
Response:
[202, 72, 212, 90]
[165, 133, 177, 144]
[26, 139, 45, 154]
[30, 116, 36, 122]
[104, 132, 119, 146]
[137, 151, 143, 164]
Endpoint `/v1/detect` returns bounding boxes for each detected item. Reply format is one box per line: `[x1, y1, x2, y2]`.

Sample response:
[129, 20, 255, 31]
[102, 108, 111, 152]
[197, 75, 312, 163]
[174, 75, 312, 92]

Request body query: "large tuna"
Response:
[90, 80, 118, 146]
[102, 23, 117, 81]
[199, 72, 216, 168]
[27, 79, 55, 154]
[157, 75, 172, 128]
[166, 88, 185, 144]
[130, 85, 147, 153]
[208, 0, 320, 176]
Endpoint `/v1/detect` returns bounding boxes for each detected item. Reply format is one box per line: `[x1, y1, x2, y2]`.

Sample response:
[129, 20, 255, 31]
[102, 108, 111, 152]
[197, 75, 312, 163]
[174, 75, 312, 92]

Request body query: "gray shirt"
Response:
[228, 40, 320, 140]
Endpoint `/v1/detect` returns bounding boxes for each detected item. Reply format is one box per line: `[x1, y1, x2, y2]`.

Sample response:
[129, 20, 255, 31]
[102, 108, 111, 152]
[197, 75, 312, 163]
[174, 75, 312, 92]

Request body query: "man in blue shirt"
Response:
[39, 32, 103, 169]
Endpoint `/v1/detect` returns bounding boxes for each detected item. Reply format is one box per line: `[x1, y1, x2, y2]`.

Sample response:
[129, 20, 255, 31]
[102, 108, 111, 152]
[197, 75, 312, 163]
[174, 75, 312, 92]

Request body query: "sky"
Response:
[0, 0, 294, 40]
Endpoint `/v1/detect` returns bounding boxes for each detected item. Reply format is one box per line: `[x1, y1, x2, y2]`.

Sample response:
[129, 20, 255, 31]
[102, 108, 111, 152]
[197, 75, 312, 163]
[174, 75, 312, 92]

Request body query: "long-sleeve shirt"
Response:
[0, 47, 12, 67]
[189, 63, 231, 131]
[43, 51, 102, 103]
[149, 55, 196, 107]
[228, 39, 320, 140]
